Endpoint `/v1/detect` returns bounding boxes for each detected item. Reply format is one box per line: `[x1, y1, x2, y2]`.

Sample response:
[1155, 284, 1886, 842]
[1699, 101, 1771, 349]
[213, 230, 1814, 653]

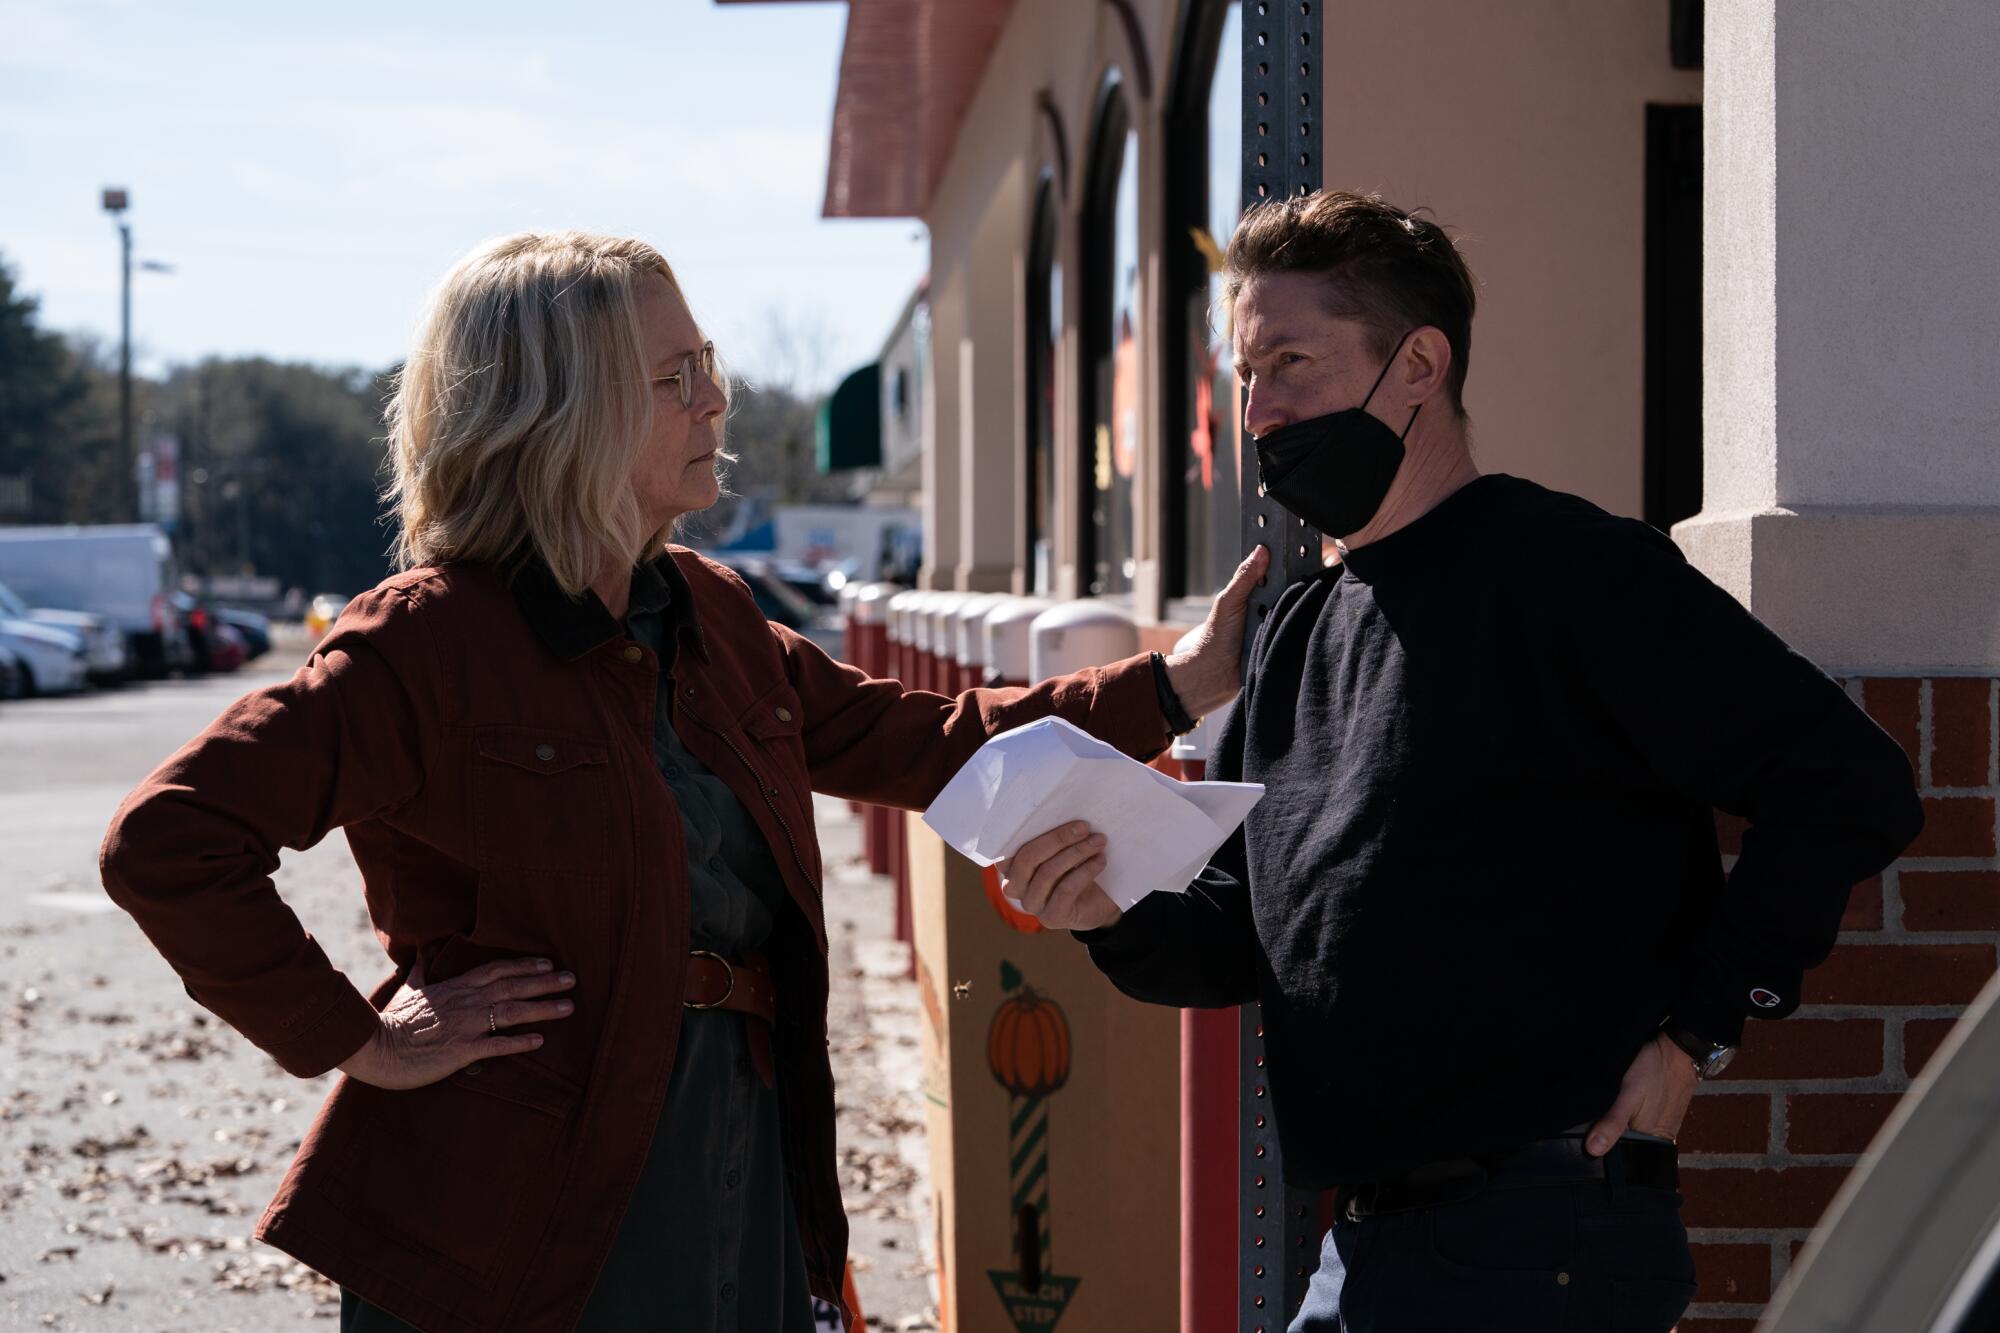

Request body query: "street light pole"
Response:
[102, 188, 135, 523]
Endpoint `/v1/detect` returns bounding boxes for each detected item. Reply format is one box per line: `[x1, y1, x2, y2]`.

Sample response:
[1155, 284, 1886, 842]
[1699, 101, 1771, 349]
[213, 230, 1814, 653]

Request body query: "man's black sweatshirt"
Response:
[1080, 474, 1923, 1189]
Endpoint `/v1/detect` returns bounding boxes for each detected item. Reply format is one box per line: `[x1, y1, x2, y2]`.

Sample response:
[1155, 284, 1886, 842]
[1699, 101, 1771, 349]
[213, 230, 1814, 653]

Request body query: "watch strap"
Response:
[1151, 651, 1199, 736]
[1662, 1020, 1733, 1078]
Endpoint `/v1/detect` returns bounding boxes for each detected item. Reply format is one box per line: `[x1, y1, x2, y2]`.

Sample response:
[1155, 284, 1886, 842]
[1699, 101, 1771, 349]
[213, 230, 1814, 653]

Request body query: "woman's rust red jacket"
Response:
[99, 548, 1172, 1333]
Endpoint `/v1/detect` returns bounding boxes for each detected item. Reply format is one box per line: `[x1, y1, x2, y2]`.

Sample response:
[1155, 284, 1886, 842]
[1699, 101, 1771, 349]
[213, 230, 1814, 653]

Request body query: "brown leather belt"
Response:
[683, 950, 777, 1085]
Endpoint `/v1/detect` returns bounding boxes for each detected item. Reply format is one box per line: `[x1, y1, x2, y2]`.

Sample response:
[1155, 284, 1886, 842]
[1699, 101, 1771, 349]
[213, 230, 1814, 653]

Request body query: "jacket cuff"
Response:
[1082, 653, 1177, 762]
[253, 979, 385, 1079]
[1670, 947, 1804, 1048]
[1072, 890, 1169, 954]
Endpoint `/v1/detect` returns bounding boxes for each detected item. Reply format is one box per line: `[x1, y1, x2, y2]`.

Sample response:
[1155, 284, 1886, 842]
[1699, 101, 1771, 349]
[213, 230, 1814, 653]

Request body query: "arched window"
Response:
[1024, 174, 1061, 595]
[1080, 72, 1139, 598]
[1163, 0, 1243, 600]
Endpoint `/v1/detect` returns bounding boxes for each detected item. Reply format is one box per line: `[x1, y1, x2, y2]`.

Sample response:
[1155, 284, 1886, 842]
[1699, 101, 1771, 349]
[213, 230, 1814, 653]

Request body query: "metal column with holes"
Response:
[1238, 1, 1324, 1329]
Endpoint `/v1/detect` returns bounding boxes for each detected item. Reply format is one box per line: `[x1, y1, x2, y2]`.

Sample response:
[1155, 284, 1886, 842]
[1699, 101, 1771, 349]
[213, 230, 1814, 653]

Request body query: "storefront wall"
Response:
[919, 0, 1699, 625]
[1320, 1, 1701, 523]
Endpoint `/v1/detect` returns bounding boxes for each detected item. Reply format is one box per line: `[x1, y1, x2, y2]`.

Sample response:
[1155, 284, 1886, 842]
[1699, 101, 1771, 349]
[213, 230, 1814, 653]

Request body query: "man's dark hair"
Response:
[1223, 190, 1478, 417]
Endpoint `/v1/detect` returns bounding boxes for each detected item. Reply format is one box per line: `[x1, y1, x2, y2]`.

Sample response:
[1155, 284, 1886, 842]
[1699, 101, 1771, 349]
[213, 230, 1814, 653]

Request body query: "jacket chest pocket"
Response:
[471, 727, 613, 878]
[734, 684, 823, 884]
[737, 683, 807, 778]
[733, 684, 816, 815]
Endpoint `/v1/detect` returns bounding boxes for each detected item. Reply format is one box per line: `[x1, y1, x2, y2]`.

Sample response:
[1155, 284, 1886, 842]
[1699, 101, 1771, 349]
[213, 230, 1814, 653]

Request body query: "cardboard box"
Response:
[909, 814, 1180, 1332]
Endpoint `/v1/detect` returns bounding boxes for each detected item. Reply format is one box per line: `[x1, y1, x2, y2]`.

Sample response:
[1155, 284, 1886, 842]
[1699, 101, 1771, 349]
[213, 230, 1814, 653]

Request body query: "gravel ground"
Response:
[0, 634, 937, 1331]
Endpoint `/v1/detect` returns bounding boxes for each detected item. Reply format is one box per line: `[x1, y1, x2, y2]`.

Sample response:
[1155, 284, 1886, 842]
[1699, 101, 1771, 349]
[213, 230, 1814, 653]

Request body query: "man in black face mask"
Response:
[997, 191, 1923, 1332]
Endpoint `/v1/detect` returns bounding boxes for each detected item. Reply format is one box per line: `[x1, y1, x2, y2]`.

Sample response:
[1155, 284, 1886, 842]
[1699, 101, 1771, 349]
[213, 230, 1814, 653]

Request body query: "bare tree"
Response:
[745, 303, 837, 398]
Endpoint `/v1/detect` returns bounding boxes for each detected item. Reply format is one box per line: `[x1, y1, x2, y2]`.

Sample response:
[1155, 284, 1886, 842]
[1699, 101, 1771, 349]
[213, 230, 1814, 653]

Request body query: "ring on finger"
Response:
[487, 1004, 497, 1036]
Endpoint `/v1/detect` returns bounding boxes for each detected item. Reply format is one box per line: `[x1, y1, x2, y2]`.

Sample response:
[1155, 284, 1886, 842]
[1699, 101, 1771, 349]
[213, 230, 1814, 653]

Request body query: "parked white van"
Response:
[0, 525, 185, 677]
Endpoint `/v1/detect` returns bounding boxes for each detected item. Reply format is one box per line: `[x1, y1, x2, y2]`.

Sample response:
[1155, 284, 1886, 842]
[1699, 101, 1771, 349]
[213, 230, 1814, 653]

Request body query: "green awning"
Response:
[816, 362, 882, 472]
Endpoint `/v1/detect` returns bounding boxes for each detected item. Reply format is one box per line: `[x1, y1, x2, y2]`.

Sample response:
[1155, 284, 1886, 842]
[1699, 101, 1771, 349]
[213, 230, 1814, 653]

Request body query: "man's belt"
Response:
[683, 950, 778, 1085]
[1337, 1136, 1679, 1221]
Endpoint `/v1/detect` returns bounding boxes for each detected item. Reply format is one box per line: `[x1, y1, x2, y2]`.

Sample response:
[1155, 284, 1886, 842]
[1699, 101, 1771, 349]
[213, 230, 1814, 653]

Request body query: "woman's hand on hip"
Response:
[337, 956, 576, 1090]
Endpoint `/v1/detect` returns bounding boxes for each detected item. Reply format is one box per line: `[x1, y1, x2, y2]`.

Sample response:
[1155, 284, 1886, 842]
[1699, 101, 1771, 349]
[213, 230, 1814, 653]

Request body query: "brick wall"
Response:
[1677, 676, 2000, 1332]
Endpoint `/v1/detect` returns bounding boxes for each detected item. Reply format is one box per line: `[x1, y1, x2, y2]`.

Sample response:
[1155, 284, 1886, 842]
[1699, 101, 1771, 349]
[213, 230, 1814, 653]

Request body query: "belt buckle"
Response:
[685, 950, 736, 1010]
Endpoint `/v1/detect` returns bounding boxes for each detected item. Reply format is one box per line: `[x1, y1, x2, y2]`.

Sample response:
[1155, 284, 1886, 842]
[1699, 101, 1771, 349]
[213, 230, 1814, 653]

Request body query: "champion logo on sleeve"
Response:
[1749, 988, 1783, 1009]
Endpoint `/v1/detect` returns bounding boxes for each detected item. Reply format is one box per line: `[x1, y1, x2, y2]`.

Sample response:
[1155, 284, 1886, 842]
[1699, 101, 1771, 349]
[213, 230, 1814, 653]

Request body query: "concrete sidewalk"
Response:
[815, 796, 939, 1330]
[0, 657, 937, 1330]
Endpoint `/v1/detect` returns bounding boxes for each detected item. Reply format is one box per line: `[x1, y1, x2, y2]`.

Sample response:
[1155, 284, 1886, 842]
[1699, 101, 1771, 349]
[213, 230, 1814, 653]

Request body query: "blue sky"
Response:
[0, 0, 928, 393]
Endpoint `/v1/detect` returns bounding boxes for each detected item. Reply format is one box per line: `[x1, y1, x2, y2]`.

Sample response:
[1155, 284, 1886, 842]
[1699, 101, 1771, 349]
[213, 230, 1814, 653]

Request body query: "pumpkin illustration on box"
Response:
[984, 960, 1081, 1330]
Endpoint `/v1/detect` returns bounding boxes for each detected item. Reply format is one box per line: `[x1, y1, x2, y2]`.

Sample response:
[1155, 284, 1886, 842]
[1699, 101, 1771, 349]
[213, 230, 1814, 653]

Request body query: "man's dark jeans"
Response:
[1290, 1179, 1697, 1332]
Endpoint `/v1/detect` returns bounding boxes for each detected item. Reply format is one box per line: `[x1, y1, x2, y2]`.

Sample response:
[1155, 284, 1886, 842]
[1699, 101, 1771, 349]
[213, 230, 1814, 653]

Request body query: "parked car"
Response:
[172, 591, 213, 674]
[0, 619, 90, 695]
[305, 593, 349, 639]
[0, 641, 23, 700]
[207, 621, 250, 673]
[214, 607, 272, 662]
[0, 577, 128, 681]
[0, 524, 188, 677]
[770, 558, 842, 608]
[711, 553, 845, 656]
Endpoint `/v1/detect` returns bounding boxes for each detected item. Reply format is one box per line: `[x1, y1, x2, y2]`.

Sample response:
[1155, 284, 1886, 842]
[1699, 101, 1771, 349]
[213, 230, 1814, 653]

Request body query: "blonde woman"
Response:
[100, 232, 1263, 1332]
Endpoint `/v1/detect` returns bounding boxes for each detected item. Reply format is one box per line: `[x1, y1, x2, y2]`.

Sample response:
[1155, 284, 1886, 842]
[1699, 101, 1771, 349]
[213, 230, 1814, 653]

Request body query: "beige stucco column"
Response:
[1678, 0, 2000, 674]
[956, 164, 1027, 593]
[922, 262, 967, 592]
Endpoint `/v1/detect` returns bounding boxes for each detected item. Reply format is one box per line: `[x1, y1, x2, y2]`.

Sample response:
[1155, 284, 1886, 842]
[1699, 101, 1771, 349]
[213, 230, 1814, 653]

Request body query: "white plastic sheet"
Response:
[921, 717, 1264, 911]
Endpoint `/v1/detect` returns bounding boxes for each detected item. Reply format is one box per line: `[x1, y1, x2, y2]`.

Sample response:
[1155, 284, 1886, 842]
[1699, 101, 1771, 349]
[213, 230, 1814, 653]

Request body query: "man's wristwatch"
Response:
[1662, 1021, 1738, 1080]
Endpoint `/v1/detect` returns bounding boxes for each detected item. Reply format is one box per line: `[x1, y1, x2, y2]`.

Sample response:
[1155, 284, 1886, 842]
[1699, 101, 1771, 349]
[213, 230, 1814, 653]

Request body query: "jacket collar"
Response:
[508, 546, 709, 664]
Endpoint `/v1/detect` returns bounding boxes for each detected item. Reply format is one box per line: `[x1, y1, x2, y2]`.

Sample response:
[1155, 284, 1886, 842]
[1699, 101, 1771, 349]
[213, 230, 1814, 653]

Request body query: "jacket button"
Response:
[775, 707, 793, 723]
[622, 645, 642, 664]
[534, 743, 555, 762]
[463, 1062, 482, 1076]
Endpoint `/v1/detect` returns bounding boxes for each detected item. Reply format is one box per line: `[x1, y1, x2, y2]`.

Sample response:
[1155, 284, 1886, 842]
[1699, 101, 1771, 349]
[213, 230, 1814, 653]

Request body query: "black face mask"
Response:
[1253, 332, 1420, 539]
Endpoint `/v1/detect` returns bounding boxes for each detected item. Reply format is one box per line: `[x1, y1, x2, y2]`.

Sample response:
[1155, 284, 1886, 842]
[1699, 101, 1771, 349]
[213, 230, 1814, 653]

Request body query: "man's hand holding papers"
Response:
[921, 717, 1263, 925]
[995, 822, 1122, 930]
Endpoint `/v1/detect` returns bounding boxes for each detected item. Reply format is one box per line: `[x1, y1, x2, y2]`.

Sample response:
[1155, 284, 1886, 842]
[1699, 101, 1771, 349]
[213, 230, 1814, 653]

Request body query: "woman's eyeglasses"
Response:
[652, 341, 718, 408]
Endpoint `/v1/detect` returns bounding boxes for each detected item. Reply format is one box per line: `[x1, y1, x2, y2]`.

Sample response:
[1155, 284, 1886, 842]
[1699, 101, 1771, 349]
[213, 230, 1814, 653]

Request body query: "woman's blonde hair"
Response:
[385, 230, 714, 596]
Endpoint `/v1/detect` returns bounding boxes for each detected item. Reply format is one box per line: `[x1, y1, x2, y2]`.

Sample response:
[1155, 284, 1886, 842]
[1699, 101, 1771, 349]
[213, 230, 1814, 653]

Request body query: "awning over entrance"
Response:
[717, 0, 1017, 217]
[817, 362, 882, 472]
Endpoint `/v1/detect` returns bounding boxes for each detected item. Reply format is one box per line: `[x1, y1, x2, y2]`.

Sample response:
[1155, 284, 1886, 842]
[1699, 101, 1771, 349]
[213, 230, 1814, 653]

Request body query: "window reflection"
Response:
[1176, 0, 1244, 598]
[1097, 126, 1140, 596]
[1026, 178, 1061, 595]
[1083, 79, 1138, 600]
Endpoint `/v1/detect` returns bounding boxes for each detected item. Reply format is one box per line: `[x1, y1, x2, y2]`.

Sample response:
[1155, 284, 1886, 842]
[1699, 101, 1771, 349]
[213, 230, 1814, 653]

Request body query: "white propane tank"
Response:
[907, 590, 940, 658]
[1029, 599, 1139, 684]
[953, 594, 1008, 668]
[925, 592, 970, 667]
[886, 589, 923, 651]
[984, 597, 1054, 685]
[851, 583, 898, 626]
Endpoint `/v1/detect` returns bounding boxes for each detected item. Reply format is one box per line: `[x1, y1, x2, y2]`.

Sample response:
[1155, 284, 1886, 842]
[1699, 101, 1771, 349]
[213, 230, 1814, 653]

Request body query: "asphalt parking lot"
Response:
[0, 649, 936, 1331]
